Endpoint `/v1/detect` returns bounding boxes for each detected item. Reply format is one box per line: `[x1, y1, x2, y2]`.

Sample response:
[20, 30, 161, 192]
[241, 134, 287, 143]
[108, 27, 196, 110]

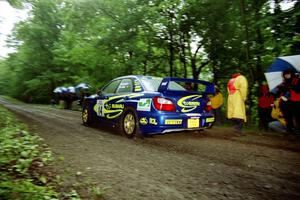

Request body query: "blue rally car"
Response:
[82, 75, 215, 137]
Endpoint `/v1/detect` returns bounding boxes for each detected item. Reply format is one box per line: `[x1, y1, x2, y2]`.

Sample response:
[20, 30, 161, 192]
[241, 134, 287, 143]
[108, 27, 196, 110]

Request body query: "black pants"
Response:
[280, 101, 300, 132]
[232, 118, 243, 133]
[213, 108, 223, 125]
[258, 107, 272, 131]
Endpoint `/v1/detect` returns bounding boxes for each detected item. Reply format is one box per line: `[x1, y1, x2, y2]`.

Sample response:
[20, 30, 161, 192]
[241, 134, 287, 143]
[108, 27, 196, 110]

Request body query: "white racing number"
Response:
[96, 100, 105, 117]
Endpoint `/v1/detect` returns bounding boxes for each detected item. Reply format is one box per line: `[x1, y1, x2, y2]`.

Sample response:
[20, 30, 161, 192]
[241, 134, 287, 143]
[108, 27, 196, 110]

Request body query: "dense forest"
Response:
[0, 0, 299, 109]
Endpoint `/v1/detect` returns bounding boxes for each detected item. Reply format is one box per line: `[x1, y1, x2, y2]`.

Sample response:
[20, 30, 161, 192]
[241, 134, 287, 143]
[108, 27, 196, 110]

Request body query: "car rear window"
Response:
[167, 81, 207, 93]
[141, 77, 163, 92]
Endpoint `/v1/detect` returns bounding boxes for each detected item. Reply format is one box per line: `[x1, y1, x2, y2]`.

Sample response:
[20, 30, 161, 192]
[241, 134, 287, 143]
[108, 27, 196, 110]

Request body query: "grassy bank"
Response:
[0, 105, 81, 200]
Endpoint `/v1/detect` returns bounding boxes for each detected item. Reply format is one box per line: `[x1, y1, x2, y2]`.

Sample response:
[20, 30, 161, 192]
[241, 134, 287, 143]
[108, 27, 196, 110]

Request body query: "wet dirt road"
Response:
[1, 97, 300, 200]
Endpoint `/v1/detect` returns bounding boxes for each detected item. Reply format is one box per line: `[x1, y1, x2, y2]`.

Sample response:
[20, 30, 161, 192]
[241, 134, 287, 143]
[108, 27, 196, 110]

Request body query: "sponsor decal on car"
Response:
[96, 100, 105, 117]
[177, 95, 202, 113]
[111, 104, 124, 109]
[139, 117, 148, 125]
[135, 86, 142, 92]
[134, 80, 142, 92]
[165, 119, 182, 125]
[137, 98, 152, 111]
[205, 117, 215, 123]
[149, 118, 158, 125]
[94, 93, 144, 119]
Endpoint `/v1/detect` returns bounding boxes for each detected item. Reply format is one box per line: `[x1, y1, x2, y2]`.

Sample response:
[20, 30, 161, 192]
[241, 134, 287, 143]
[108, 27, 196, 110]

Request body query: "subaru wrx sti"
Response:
[82, 75, 215, 137]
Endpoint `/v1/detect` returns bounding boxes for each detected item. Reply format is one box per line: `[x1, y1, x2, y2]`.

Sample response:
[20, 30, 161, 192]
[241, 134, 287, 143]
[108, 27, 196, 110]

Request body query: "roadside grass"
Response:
[0, 105, 82, 200]
[0, 95, 24, 104]
[0, 105, 107, 200]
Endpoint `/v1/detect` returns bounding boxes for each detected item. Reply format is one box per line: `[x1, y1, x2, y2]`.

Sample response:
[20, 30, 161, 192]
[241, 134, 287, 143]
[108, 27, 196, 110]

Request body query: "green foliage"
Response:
[0, 175, 58, 200]
[7, 0, 24, 9]
[0, 105, 82, 200]
[250, 82, 259, 126]
[0, 60, 11, 95]
[90, 186, 109, 198]
[0, 106, 57, 199]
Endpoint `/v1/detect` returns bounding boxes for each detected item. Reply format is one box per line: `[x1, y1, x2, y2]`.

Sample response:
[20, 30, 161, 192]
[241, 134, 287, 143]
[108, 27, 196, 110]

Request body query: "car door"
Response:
[106, 78, 134, 120]
[95, 79, 122, 120]
[96, 78, 135, 121]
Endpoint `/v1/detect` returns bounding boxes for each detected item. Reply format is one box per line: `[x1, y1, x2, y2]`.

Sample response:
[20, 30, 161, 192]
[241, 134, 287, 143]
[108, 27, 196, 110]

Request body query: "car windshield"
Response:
[141, 77, 163, 92]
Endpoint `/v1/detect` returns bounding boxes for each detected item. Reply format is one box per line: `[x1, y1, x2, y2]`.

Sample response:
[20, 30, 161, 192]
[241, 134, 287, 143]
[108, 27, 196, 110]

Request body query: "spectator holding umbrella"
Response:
[75, 83, 91, 106]
[53, 87, 67, 107]
[264, 55, 300, 133]
[275, 69, 300, 133]
[65, 86, 76, 109]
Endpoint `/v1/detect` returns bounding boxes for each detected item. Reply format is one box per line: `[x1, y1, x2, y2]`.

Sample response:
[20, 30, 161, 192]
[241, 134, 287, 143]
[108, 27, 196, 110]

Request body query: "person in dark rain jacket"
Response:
[275, 69, 300, 133]
[258, 83, 274, 131]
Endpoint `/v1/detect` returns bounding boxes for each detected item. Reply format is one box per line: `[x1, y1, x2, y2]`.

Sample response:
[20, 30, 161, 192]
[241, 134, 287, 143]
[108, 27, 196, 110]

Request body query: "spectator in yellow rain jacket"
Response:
[227, 73, 248, 134]
[268, 99, 286, 133]
[210, 86, 224, 125]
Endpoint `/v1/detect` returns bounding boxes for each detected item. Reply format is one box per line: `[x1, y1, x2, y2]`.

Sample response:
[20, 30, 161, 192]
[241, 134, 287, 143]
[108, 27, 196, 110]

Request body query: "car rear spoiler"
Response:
[158, 77, 215, 94]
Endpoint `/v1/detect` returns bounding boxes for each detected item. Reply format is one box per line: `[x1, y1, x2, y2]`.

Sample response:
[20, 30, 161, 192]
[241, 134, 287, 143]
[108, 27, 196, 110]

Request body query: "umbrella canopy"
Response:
[67, 86, 76, 93]
[264, 55, 300, 91]
[53, 87, 67, 93]
[75, 83, 91, 90]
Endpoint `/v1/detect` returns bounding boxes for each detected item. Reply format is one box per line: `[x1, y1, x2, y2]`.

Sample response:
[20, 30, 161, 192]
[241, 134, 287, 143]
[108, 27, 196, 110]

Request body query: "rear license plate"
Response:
[187, 118, 199, 128]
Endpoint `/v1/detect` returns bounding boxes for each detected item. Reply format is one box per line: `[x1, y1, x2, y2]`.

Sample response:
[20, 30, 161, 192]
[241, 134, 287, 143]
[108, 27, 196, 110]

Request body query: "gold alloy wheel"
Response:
[82, 108, 88, 123]
[123, 113, 135, 135]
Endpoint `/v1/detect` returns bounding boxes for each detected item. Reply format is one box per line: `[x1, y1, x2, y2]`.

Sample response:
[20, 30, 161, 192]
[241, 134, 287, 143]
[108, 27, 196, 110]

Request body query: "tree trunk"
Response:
[254, 3, 264, 83]
[191, 58, 198, 80]
[143, 60, 147, 75]
[240, 0, 254, 83]
[169, 33, 174, 77]
[179, 33, 187, 78]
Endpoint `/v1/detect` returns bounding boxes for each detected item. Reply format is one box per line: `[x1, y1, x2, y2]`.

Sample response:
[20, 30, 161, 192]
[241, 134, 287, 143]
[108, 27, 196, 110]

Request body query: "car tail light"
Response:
[205, 100, 213, 112]
[153, 96, 176, 111]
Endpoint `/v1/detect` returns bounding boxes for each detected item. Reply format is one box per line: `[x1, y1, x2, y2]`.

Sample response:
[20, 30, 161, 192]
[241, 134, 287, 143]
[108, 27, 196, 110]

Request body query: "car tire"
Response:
[121, 108, 141, 138]
[82, 106, 94, 126]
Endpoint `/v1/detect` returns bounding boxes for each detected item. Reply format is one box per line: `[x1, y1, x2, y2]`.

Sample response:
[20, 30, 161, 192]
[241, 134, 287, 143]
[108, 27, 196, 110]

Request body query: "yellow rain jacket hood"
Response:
[271, 99, 286, 126]
[227, 74, 248, 122]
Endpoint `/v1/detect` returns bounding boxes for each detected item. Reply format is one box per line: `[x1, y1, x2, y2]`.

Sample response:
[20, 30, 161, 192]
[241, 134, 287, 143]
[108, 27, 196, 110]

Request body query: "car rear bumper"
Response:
[138, 112, 214, 134]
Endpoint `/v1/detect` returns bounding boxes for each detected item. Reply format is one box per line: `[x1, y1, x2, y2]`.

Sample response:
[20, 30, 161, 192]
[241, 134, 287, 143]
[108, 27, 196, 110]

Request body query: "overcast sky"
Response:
[0, 0, 296, 59]
[0, 0, 28, 58]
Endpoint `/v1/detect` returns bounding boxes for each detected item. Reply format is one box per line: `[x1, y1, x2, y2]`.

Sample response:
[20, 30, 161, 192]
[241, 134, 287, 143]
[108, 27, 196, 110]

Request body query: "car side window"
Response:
[102, 80, 121, 94]
[116, 79, 133, 93]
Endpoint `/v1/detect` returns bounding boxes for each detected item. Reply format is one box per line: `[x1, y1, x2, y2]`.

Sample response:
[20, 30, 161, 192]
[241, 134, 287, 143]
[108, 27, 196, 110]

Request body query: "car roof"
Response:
[113, 75, 162, 81]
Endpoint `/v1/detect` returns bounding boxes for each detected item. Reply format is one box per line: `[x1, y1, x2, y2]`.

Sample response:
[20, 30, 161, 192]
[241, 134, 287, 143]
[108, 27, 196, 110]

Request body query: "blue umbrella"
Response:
[53, 87, 68, 93]
[264, 55, 300, 91]
[53, 87, 61, 93]
[75, 83, 91, 90]
[67, 86, 76, 93]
